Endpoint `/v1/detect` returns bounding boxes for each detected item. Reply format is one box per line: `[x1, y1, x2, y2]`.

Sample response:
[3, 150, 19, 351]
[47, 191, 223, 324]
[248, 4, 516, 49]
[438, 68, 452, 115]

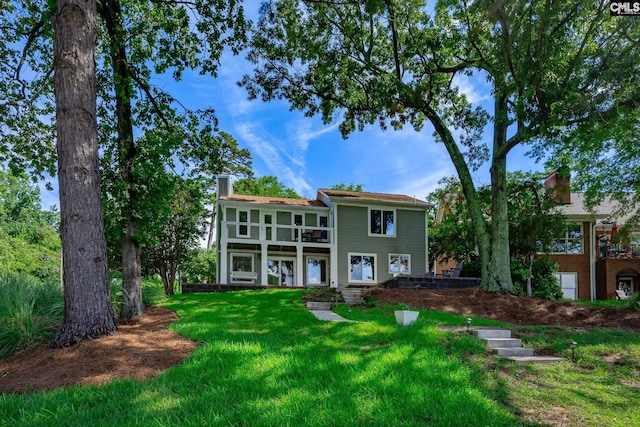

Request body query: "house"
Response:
[215, 176, 431, 287]
[544, 169, 640, 300]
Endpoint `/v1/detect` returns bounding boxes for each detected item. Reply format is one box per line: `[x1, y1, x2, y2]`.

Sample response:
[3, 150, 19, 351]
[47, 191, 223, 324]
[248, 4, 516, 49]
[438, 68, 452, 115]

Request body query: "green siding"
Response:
[336, 205, 427, 285]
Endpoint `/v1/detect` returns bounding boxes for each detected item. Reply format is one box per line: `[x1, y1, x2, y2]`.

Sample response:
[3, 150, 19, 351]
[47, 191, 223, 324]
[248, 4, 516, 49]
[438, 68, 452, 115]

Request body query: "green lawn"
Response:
[2, 289, 639, 426]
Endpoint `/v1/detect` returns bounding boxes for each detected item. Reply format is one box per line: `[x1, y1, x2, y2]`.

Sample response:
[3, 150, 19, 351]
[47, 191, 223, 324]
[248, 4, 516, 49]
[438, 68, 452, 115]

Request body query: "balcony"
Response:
[221, 221, 333, 245]
[599, 243, 640, 260]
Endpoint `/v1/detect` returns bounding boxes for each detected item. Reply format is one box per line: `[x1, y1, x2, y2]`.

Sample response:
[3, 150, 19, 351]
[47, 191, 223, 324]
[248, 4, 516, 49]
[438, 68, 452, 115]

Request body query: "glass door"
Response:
[267, 258, 295, 286]
[306, 256, 328, 286]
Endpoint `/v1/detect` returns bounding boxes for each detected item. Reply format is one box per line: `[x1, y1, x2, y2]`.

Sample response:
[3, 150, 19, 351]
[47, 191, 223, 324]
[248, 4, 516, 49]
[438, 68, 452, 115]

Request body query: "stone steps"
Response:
[305, 301, 334, 311]
[340, 287, 365, 304]
[473, 328, 565, 365]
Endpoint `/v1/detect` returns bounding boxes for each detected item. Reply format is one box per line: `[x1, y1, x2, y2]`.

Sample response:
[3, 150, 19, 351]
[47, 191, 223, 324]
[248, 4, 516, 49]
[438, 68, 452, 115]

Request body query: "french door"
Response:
[267, 257, 295, 286]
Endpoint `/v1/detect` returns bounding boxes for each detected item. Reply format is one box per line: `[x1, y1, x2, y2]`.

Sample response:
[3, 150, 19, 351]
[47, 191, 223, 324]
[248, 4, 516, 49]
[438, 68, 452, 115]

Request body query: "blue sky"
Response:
[39, 3, 546, 209]
[159, 54, 545, 202]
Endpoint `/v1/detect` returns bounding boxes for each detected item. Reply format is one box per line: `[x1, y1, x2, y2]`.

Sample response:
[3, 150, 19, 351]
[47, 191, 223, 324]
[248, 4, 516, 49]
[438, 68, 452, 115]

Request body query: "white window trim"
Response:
[389, 254, 411, 275]
[348, 252, 377, 284]
[550, 223, 583, 255]
[368, 207, 396, 237]
[230, 253, 255, 283]
[554, 272, 578, 300]
[237, 209, 250, 238]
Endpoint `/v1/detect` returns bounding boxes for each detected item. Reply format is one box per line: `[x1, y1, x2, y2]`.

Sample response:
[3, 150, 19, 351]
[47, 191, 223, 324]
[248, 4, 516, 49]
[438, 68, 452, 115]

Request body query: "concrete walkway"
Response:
[306, 301, 354, 322]
[309, 310, 354, 322]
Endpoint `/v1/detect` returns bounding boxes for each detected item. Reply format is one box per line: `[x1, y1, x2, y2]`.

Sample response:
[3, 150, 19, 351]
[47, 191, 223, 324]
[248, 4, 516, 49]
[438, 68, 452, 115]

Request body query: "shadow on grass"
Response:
[2, 289, 537, 426]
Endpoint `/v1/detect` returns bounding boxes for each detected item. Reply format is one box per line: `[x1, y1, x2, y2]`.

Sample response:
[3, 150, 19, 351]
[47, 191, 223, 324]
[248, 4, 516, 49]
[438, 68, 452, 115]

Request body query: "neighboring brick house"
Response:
[215, 176, 431, 287]
[544, 170, 640, 300]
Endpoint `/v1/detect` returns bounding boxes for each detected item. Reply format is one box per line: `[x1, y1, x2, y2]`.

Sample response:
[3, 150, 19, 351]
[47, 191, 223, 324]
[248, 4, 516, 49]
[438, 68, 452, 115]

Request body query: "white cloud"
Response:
[234, 121, 314, 197]
[453, 73, 491, 105]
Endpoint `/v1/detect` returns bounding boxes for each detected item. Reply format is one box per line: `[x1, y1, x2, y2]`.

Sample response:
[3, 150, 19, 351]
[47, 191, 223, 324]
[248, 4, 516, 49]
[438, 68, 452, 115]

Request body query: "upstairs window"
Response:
[237, 210, 249, 237]
[369, 208, 395, 236]
[550, 223, 583, 254]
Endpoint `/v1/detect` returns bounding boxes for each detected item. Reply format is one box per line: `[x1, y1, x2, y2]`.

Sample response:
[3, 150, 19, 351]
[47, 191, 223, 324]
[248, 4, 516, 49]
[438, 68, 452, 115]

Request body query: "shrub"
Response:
[531, 257, 563, 300]
[460, 259, 482, 277]
[0, 272, 63, 358]
[181, 248, 216, 283]
[510, 257, 562, 300]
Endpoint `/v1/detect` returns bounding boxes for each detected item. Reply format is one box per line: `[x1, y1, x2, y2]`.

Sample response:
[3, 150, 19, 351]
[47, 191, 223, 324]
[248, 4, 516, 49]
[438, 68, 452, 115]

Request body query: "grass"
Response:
[1, 289, 639, 426]
[498, 324, 640, 426]
[0, 273, 167, 359]
[0, 272, 63, 358]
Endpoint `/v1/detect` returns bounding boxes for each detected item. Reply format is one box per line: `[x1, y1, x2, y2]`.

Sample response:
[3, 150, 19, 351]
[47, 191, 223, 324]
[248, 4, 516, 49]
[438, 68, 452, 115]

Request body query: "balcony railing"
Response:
[599, 243, 640, 260]
[221, 221, 333, 244]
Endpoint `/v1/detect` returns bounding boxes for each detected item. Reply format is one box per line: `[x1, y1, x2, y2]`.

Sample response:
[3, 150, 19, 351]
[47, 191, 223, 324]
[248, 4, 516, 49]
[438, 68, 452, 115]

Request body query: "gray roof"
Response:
[556, 193, 616, 221]
[318, 189, 431, 207]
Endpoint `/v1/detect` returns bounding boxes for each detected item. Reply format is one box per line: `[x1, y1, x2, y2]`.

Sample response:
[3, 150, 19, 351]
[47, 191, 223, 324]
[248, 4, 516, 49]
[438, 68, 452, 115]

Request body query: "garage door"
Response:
[554, 272, 577, 300]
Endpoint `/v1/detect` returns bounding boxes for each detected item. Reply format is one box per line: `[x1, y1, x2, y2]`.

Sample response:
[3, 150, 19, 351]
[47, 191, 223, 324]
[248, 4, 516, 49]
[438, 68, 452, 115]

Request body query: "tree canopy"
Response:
[242, 0, 640, 293]
[1, 0, 249, 321]
[234, 175, 301, 198]
[0, 168, 60, 282]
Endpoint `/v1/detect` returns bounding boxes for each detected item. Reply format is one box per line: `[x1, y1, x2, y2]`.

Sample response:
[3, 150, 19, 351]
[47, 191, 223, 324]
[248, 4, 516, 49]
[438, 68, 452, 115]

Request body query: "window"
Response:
[550, 223, 583, 254]
[230, 253, 255, 282]
[369, 208, 395, 236]
[389, 254, 411, 274]
[231, 253, 253, 272]
[631, 233, 640, 256]
[237, 210, 249, 237]
[349, 253, 376, 283]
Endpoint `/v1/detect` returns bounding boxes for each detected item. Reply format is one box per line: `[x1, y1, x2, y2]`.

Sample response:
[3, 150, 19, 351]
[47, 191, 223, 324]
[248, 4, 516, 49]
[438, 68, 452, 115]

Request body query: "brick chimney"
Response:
[544, 167, 571, 204]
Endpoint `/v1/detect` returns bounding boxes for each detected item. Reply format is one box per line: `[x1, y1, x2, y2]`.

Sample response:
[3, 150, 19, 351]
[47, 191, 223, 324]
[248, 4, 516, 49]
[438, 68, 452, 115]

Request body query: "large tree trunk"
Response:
[99, 0, 143, 321]
[425, 106, 493, 289]
[485, 90, 516, 294]
[52, 0, 117, 347]
[486, 155, 515, 293]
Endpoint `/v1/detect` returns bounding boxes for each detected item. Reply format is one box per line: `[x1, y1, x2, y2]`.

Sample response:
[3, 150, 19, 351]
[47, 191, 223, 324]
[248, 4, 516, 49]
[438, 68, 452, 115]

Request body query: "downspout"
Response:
[425, 207, 429, 274]
[590, 221, 596, 300]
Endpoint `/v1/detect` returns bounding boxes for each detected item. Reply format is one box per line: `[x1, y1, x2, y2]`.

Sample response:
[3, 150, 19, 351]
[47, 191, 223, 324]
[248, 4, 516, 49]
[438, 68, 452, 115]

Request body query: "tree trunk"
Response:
[526, 255, 534, 297]
[99, 0, 143, 321]
[158, 259, 175, 296]
[485, 89, 516, 294]
[486, 154, 515, 294]
[206, 204, 217, 249]
[120, 220, 143, 320]
[207, 205, 217, 249]
[52, 0, 116, 347]
[424, 105, 492, 289]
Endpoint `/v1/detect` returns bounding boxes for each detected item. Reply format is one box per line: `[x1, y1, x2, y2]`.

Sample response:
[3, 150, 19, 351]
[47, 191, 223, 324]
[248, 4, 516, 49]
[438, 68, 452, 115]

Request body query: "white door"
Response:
[554, 272, 577, 300]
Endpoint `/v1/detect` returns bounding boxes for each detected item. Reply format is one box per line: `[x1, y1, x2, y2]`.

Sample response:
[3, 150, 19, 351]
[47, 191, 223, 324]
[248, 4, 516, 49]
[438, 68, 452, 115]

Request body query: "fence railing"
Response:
[221, 221, 333, 244]
[599, 243, 640, 259]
